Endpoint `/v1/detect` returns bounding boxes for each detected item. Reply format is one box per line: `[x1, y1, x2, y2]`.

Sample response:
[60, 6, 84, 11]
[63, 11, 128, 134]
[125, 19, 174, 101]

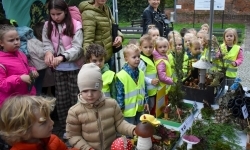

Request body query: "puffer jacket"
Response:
[66, 93, 135, 150]
[78, 1, 123, 62]
[152, 50, 173, 85]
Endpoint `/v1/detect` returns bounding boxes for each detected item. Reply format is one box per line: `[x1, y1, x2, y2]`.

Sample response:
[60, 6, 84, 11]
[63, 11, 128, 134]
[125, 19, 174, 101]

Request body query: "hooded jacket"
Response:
[10, 134, 78, 150]
[0, 50, 36, 105]
[78, 1, 123, 62]
[152, 50, 173, 85]
[66, 93, 135, 150]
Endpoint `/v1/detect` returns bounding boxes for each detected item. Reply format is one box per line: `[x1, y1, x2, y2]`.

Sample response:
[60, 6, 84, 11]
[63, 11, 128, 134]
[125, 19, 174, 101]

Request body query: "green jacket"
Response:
[79, 1, 123, 62]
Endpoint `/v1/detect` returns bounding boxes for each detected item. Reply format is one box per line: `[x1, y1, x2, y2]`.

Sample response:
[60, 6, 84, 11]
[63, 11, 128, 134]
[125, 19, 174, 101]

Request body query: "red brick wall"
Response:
[175, 0, 250, 23]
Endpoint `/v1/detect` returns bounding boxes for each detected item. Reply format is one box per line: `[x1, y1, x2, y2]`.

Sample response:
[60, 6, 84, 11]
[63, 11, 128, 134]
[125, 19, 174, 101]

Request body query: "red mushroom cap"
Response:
[111, 137, 133, 150]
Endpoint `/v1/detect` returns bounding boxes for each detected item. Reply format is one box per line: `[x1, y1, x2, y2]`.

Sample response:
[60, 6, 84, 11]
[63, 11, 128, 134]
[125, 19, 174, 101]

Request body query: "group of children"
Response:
[0, 1, 244, 148]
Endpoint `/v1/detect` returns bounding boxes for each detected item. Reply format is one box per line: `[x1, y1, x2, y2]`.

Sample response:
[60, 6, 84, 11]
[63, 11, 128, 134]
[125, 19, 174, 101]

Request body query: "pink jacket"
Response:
[152, 50, 173, 85]
[0, 51, 36, 106]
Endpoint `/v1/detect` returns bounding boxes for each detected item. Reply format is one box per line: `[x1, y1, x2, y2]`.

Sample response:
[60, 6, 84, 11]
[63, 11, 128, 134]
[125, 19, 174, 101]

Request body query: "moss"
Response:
[213, 141, 231, 150]
[200, 107, 215, 119]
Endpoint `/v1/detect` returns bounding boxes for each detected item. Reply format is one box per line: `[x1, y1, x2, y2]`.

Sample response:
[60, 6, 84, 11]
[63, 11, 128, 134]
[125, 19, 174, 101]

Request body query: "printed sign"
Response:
[155, 86, 166, 118]
[179, 113, 195, 136]
[194, 0, 225, 10]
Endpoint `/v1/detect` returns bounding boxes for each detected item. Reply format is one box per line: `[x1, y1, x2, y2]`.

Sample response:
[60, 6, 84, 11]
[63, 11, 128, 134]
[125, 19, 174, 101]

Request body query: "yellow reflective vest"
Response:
[116, 69, 145, 117]
[140, 55, 158, 96]
[219, 43, 240, 78]
[102, 70, 115, 97]
[155, 59, 172, 94]
[168, 52, 189, 82]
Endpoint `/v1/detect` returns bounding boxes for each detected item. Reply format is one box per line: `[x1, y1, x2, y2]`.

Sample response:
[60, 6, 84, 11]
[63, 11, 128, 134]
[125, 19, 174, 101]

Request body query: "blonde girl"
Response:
[200, 23, 209, 34]
[0, 95, 77, 150]
[217, 28, 243, 87]
[152, 37, 173, 104]
[197, 31, 209, 60]
[147, 25, 160, 41]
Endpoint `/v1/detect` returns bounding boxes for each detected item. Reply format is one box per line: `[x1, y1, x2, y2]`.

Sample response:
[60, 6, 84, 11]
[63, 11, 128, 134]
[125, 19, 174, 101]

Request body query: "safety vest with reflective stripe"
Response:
[102, 70, 115, 97]
[155, 59, 172, 94]
[219, 44, 240, 78]
[200, 47, 209, 60]
[167, 53, 189, 82]
[140, 55, 158, 96]
[116, 69, 145, 117]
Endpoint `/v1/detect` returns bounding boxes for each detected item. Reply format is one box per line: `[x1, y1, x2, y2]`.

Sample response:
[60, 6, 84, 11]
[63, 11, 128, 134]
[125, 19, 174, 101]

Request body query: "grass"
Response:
[119, 22, 246, 45]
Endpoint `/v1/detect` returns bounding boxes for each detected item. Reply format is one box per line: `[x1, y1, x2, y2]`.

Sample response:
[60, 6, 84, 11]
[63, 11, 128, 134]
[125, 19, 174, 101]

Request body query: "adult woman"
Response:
[142, 0, 166, 37]
[79, 0, 122, 63]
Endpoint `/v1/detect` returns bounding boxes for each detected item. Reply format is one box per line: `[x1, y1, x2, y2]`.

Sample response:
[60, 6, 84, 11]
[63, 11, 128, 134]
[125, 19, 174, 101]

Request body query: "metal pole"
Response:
[208, 0, 214, 61]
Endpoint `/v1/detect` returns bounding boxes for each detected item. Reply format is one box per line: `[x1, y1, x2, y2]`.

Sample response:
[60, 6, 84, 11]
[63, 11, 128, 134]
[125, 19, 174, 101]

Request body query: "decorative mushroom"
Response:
[139, 114, 160, 126]
[111, 136, 133, 150]
[163, 104, 171, 119]
[135, 122, 154, 150]
[182, 135, 200, 150]
[192, 59, 212, 90]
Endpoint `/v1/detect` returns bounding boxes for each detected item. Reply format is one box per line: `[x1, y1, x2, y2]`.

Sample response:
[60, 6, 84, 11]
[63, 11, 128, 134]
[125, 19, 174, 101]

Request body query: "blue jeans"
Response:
[34, 69, 46, 95]
[124, 111, 143, 125]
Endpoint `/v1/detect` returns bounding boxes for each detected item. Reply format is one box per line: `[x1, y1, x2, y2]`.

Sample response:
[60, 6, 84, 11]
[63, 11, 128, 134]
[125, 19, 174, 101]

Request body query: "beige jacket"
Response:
[66, 93, 135, 150]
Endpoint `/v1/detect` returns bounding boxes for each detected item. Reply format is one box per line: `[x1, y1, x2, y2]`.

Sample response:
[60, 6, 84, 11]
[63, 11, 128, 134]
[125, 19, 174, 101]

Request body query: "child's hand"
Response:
[31, 70, 39, 78]
[231, 61, 237, 67]
[151, 78, 159, 86]
[52, 56, 63, 68]
[45, 51, 54, 67]
[20, 74, 31, 84]
[144, 104, 149, 113]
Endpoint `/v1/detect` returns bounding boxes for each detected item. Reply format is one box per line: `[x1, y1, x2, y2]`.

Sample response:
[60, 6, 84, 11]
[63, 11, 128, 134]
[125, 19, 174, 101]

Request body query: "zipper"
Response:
[95, 109, 104, 150]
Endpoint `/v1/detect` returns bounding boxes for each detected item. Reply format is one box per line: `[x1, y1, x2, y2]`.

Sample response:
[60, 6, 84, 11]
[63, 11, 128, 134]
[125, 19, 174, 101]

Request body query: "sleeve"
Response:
[156, 61, 173, 85]
[115, 77, 125, 110]
[110, 77, 117, 99]
[82, 11, 96, 53]
[0, 67, 23, 93]
[63, 29, 84, 61]
[142, 9, 153, 34]
[138, 60, 152, 84]
[19, 51, 36, 71]
[113, 101, 136, 136]
[235, 47, 243, 66]
[66, 109, 92, 150]
[42, 23, 55, 54]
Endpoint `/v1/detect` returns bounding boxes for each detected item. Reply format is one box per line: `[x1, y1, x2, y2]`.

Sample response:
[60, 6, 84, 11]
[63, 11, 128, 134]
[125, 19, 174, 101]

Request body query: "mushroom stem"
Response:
[136, 136, 152, 150]
[187, 143, 193, 150]
[164, 113, 168, 119]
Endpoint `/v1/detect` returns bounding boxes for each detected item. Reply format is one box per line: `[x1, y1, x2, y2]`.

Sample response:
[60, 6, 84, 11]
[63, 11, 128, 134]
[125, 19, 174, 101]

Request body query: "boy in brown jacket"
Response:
[66, 63, 136, 150]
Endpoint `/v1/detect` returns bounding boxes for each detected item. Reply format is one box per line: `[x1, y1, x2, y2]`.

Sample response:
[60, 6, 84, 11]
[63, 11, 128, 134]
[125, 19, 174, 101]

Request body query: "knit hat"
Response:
[77, 63, 103, 92]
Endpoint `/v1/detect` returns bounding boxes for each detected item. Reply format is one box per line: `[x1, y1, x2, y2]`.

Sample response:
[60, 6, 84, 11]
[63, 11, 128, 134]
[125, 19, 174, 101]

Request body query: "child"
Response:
[197, 31, 209, 60]
[167, 30, 181, 41]
[66, 63, 136, 149]
[28, 22, 47, 95]
[217, 28, 243, 87]
[138, 34, 159, 115]
[85, 43, 116, 98]
[152, 37, 173, 103]
[147, 25, 160, 41]
[200, 23, 209, 34]
[42, 0, 83, 132]
[0, 25, 38, 106]
[168, 36, 189, 81]
[116, 44, 149, 125]
[183, 33, 196, 58]
[187, 28, 197, 35]
[0, 95, 77, 150]
[188, 39, 202, 76]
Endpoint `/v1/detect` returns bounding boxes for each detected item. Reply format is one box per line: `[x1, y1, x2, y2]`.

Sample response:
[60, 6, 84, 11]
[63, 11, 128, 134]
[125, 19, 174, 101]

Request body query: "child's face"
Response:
[173, 39, 183, 53]
[201, 27, 208, 33]
[197, 33, 205, 45]
[156, 41, 168, 56]
[149, 30, 160, 41]
[0, 30, 20, 53]
[125, 49, 141, 69]
[225, 31, 235, 46]
[30, 110, 54, 140]
[140, 40, 154, 56]
[81, 90, 102, 104]
[50, 9, 66, 24]
[184, 36, 191, 48]
[89, 54, 105, 69]
[191, 44, 201, 56]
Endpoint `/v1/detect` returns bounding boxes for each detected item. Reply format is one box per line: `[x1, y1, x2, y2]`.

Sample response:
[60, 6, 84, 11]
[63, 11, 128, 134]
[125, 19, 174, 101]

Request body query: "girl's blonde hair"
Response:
[167, 30, 181, 41]
[155, 37, 169, 49]
[197, 31, 209, 46]
[0, 96, 55, 145]
[0, 25, 16, 40]
[187, 28, 197, 35]
[223, 28, 238, 44]
[169, 36, 182, 51]
[201, 23, 209, 30]
[123, 44, 140, 58]
[190, 39, 202, 50]
[147, 25, 159, 35]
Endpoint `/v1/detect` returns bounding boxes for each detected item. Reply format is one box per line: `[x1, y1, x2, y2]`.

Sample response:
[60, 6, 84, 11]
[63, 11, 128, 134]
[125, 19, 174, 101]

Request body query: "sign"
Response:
[155, 86, 166, 118]
[176, 5, 182, 9]
[179, 113, 195, 136]
[242, 105, 249, 119]
[194, 0, 225, 10]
